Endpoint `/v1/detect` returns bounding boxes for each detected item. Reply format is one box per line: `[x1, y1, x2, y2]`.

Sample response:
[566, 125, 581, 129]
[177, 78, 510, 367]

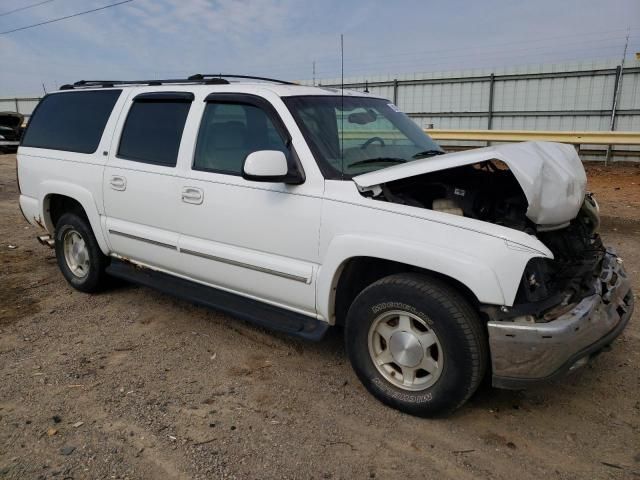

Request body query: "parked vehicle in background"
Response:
[15, 75, 634, 416]
[0, 111, 24, 153]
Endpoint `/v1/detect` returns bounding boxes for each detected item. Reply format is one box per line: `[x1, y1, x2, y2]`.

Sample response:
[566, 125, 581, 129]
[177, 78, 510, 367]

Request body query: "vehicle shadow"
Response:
[104, 277, 612, 418]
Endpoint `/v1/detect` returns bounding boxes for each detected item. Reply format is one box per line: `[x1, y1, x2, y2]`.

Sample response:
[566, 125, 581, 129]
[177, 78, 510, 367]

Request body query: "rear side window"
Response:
[118, 95, 192, 167]
[21, 90, 121, 153]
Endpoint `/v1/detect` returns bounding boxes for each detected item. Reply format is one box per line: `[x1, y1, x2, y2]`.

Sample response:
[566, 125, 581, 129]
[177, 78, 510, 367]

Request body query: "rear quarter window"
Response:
[21, 90, 122, 154]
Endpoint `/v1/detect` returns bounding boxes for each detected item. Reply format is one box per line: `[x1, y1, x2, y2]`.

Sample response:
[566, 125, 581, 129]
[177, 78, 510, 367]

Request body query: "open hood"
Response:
[0, 112, 24, 131]
[353, 141, 587, 228]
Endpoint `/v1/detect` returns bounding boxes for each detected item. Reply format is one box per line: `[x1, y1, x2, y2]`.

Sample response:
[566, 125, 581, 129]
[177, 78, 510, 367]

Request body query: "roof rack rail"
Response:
[59, 74, 296, 90]
[188, 74, 297, 85]
[60, 77, 230, 90]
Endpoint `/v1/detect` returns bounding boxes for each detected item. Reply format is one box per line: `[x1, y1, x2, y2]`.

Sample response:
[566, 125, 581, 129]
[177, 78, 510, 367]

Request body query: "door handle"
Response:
[181, 186, 203, 205]
[110, 175, 126, 191]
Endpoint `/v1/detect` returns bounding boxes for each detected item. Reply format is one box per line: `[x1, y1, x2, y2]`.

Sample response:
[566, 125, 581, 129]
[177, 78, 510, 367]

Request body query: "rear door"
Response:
[103, 91, 193, 271]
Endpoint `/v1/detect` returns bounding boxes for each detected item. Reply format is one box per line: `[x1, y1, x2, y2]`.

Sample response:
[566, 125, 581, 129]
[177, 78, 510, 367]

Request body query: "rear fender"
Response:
[39, 180, 109, 254]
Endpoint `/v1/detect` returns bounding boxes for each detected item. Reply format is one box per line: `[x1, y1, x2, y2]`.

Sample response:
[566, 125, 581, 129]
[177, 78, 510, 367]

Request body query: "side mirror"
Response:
[242, 150, 304, 184]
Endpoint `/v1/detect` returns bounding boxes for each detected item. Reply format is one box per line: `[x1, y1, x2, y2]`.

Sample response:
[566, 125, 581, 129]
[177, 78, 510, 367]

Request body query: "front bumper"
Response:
[488, 249, 634, 389]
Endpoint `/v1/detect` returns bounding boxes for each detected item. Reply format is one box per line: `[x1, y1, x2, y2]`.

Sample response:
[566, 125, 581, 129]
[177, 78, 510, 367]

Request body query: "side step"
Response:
[106, 259, 329, 341]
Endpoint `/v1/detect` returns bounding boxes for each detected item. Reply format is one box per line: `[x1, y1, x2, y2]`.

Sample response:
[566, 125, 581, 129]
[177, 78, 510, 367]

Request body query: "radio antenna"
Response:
[340, 33, 344, 180]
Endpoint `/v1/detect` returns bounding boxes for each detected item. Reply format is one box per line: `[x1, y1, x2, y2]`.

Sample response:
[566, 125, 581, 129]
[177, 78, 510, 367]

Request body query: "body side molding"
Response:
[108, 229, 176, 250]
[181, 248, 309, 283]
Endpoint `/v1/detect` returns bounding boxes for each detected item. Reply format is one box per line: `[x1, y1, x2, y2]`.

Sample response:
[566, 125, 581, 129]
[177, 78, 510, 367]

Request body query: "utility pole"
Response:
[606, 28, 630, 165]
[312, 60, 316, 86]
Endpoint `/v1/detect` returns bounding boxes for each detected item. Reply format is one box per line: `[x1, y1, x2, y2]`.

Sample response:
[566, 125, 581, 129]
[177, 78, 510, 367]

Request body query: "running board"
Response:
[106, 259, 328, 341]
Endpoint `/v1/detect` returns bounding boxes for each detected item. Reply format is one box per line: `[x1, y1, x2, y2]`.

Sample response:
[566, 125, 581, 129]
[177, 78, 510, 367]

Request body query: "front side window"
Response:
[21, 90, 121, 153]
[284, 96, 444, 179]
[193, 102, 287, 175]
[118, 96, 192, 167]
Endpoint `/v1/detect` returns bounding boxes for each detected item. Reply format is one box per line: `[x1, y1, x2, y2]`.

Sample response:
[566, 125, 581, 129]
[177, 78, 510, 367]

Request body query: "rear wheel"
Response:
[345, 273, 487, 417]
[54, 212, 109, 292]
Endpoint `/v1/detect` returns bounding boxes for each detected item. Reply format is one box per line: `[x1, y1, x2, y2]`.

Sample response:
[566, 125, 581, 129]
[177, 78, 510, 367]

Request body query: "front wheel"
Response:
[345, 273, 488, 417]
[54, 212, 109, 293]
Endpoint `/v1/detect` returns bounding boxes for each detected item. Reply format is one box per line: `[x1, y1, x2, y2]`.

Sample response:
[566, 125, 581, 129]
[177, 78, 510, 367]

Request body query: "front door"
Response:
[176, 93, 322, 316]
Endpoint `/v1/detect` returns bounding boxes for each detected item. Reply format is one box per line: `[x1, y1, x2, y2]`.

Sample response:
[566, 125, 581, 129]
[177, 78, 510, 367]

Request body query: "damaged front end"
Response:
[487, 248, 633, 388]
[0, 111, 25, 152]
[353, 141, 634, 387]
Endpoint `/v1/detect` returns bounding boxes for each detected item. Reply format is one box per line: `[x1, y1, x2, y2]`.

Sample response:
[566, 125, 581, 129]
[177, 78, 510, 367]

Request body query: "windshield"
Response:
[284, 95, 444, 179]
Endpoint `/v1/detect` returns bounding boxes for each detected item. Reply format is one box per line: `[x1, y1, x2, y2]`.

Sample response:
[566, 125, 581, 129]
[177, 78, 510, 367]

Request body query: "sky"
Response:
[1, 0, 639, 96]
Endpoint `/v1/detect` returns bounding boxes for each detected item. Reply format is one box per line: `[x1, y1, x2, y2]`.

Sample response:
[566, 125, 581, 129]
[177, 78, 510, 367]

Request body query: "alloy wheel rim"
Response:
[62, 229, 90, 278]
[367, 310, 443, 391]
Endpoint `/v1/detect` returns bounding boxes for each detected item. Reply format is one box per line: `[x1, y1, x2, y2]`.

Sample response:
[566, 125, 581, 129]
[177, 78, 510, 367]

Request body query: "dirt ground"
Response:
[0, 153, 638, 480]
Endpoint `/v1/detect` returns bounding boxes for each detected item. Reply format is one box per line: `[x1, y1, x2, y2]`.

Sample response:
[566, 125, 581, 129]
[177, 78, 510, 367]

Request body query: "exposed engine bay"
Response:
[378, 161, 532, 231]
[367, 160, 606, 320]
[0, 111, 25, 153]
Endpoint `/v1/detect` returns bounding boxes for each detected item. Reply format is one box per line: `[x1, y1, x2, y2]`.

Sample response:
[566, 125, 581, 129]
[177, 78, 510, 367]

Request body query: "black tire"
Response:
[345, 273, 488, 417]
[54, 212, 109, 293]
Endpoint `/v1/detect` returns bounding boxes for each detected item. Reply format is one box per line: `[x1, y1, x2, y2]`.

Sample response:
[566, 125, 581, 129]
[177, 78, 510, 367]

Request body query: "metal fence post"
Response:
[393, 79, 398, 106]
[14, 98, 19, 113]
[486, 73, 495, 146]
[605, 65, 623, 165]
[487, 73, 495, 130]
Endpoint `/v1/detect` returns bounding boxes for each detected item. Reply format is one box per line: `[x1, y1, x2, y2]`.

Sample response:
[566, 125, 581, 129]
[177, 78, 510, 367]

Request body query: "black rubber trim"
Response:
[105, 259, 328, 341]
[202, 93, 292, 144]
[492, 292, 634, 390]
[133, 91, 195, 103]
[108, 230, 176, 250]
[180, 248, 308, 283]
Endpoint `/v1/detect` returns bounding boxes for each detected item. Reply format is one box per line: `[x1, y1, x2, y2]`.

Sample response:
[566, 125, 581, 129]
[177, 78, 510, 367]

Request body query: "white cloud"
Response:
[0, 0, 638, 95]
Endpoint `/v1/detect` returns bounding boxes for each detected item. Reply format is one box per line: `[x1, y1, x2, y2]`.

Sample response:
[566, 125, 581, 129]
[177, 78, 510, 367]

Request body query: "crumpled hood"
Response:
[0, 112, 24, 132]
[353, 141, 587, 228]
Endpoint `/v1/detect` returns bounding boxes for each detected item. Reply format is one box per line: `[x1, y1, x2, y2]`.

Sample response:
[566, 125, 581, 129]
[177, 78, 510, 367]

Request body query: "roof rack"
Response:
[59, 74, 296, 90]
[188, 74, 297, 85]
[60, 77, 229, 90]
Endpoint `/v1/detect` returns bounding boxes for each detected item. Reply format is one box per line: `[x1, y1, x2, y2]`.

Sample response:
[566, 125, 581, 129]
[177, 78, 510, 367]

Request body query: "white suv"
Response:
[16, 75, 633, 416]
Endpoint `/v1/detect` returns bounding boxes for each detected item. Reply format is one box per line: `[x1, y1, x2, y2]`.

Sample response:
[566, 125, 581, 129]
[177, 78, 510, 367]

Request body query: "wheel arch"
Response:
[317, 235, 507, 325]
[39, 181, 109, 254]
[330, 256, 482, 326]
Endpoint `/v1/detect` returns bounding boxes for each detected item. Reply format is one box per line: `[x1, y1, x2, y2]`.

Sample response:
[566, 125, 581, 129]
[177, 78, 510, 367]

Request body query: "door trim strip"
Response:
[180, 248, 309, 283]
[108, 230, 176, 250]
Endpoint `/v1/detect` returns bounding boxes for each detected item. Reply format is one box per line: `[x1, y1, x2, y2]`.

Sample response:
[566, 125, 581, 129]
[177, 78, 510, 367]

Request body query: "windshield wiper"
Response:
[412, 149, 445, 159]
[348, 157, 408, 167]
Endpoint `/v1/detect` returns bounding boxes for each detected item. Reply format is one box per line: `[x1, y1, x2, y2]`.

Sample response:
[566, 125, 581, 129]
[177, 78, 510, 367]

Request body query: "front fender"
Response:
[39, 180, 109, 255]
[317, 234, 511, 323]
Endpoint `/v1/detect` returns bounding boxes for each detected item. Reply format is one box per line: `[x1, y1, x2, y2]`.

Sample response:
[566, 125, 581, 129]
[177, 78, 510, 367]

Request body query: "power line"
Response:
[225, 37, 640, 80]
[303, 46, 638, 81]
[212, 29, 640, 78]
[293, 28, 640, 67]
[328, 40, 638, 73]
[0, 0, 134, 35]
[0, 0, 55, 17]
